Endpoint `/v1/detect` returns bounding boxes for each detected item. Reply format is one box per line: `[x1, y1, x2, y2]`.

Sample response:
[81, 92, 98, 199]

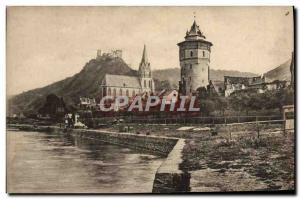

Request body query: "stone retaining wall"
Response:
[71, 129, 178, 156]
[152, 139, 190, 193]
[8, 124, 188, 192]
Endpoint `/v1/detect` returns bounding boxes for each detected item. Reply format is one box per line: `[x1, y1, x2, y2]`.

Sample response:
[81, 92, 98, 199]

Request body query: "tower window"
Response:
[190, 51, 193, 57]
[189, 77, 191, 81]
[190, 64, 192, 69]
[108, 88, 111, 96]
[144, 80, 147, 87]
[149, 80, 151, 87]
[119, 89, 123, 95]
[113, 88, 116, 96]
[203, 51, 205, 57]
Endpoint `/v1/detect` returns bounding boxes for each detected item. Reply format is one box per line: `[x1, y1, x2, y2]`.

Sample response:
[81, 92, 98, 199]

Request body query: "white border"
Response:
[1, 1, 298, 199]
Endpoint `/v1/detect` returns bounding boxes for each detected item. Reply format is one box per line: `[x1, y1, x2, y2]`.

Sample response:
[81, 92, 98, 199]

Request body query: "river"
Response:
[7, 130, 164, 193]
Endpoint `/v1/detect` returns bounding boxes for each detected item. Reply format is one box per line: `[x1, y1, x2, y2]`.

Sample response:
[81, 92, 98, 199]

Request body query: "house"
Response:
[79, 97, 96, 109]
[224, 75, 266, 97]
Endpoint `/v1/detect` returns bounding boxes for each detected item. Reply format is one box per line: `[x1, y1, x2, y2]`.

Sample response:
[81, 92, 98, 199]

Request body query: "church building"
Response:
[100, 45, 155, 99]
[178, 20, 213, 95]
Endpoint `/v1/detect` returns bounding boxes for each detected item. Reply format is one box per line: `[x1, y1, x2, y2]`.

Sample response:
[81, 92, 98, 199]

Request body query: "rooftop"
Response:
[102, 74, 141, 89]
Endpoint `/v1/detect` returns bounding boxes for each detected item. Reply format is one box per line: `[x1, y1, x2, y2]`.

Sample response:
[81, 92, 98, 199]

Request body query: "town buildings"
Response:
[224, 75, 265, 97]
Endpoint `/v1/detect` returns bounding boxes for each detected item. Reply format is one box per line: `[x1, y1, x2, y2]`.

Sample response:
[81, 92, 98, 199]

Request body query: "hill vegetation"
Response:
[264, 59, 292, 82]
[8, 55, 291, 115]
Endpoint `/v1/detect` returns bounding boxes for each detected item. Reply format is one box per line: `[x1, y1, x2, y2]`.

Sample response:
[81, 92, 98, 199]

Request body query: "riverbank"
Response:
[7, 124, 179, 156]
[7, 124, 189, 193]
[109, 122, 294, 192]
[181, 128, 295, 192]
[7, 122, 294, 193]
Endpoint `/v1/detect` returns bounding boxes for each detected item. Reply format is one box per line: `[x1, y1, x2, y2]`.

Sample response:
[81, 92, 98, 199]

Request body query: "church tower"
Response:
[138, 45, 155, 93]
[178, 20, 213, 95]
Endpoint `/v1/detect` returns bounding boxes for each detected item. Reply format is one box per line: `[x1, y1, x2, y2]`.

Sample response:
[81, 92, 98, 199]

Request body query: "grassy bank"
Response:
[108, 123, 294, 191]
[180, 130, 294, 191]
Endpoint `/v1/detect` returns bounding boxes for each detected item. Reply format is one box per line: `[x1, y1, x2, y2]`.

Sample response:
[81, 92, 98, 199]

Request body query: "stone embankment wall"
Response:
[152, 139, 190, 193]
[8, 124, 178, 156]
[8, 124, 189, 192]
[71, 129, 178, 156]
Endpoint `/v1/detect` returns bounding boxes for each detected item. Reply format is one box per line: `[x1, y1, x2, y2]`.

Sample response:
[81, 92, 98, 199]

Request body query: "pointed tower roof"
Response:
[141, 44, 148, 64]
[185, 20, 206, 39]
[138, 44, 151, 79]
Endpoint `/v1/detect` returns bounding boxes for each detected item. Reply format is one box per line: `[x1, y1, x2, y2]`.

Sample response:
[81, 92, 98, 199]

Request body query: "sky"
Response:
[7, 6, 294, 95]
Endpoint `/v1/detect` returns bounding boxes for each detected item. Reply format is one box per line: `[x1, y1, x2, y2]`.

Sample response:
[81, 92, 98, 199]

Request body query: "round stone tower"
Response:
[178, 20, 213, 95]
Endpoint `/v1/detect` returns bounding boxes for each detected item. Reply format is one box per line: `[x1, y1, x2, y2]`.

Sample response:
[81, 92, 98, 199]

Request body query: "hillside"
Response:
[264, 59, 292, 82]
[8, 57, 262, 115]
[8, 56, 136, 115]
[152, 68, 258, 89]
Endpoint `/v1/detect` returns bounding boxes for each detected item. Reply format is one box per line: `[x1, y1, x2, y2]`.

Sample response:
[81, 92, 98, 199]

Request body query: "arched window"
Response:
[203, 51, 205, 57]
[108, 88, 111, 96]
[126, 89, 129, 96]
[144, 80, 147, 87]
[119, 89, 122, 96]
[113, 88, 116, 96]
[132, 90, 135, 96]
[190, 51, 193, 57]
[190, 64, 192, 69]
[149, 80, 151, 88]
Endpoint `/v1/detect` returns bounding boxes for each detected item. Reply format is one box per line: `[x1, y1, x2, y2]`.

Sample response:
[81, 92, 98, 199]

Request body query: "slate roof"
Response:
[103, 74, 141, 89]
[187, 20, 205, 38]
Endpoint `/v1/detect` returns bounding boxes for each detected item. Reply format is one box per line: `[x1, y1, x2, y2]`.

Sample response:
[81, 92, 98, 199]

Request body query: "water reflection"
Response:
[7, 130, 164, 193]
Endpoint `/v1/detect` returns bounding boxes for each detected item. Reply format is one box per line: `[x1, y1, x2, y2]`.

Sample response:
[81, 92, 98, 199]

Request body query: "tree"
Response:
[229, 94, 243, 113]
[154, 79, 172, 91]
[199, 99, 215, 116]
[38, 94, 67, 120]
[196, 87, 209, 99]
[215, 97, 228, 115]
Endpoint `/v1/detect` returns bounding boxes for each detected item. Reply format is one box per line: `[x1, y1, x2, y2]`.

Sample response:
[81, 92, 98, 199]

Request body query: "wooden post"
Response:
[283, 119, 286, 136]
[257, 123, 260, 138]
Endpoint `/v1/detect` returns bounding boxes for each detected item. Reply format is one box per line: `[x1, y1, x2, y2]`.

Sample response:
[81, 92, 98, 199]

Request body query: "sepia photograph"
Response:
[6, 6, 295, 194]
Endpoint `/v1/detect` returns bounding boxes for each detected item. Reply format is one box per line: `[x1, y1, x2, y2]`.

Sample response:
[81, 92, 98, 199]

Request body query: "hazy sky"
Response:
[7, 6, 293, 95]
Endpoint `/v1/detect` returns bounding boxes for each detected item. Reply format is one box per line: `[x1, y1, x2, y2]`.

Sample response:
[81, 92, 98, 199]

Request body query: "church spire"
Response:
[141, 44, 148, 64]
[138, 44, 151, 78]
